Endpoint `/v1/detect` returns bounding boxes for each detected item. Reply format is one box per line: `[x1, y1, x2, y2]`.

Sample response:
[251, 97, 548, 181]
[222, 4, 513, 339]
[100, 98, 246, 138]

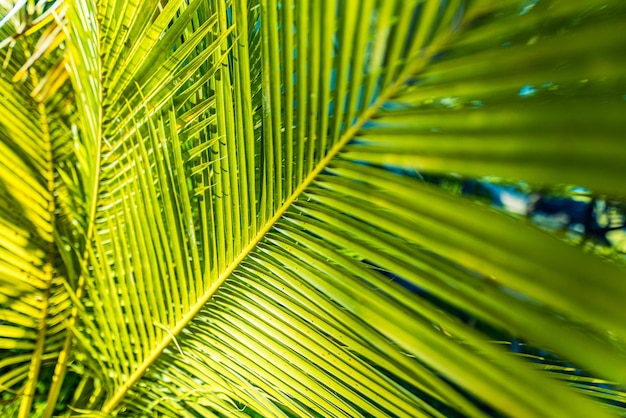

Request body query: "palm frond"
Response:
[0, 21, 66, 417]
[1, 0, 626, 417]
[0, 1, 102, 415]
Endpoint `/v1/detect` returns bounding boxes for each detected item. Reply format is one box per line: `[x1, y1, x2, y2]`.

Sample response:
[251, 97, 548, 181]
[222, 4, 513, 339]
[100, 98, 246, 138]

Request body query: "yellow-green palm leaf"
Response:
[1, 0, 626, 417]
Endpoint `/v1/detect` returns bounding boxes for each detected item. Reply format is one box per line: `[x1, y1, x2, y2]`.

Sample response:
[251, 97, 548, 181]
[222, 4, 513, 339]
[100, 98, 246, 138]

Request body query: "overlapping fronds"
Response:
[1, 0, 626, 417]
[0, 1, 100, 416]
[0, 58, 59, 418]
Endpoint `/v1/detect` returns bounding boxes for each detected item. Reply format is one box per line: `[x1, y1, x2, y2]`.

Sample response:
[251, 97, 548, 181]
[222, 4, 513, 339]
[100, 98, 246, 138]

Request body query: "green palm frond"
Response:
[0, 0, 100, 414]
[1, 0, 626, 417]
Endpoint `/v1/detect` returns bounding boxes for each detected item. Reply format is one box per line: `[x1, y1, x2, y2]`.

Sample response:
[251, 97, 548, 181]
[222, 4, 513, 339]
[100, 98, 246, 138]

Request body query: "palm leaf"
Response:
[1, 0, 626, 417]
[0, 1, 95, 415]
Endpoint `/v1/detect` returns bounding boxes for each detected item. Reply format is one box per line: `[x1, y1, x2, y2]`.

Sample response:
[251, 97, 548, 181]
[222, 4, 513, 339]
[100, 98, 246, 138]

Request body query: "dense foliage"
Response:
[1, 0, 626, 416]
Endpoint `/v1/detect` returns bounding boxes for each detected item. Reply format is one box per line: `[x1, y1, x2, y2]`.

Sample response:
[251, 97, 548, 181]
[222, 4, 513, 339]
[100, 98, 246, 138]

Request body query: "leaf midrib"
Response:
[43, 4, 105, 412]
[17, 102, 55, 418]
